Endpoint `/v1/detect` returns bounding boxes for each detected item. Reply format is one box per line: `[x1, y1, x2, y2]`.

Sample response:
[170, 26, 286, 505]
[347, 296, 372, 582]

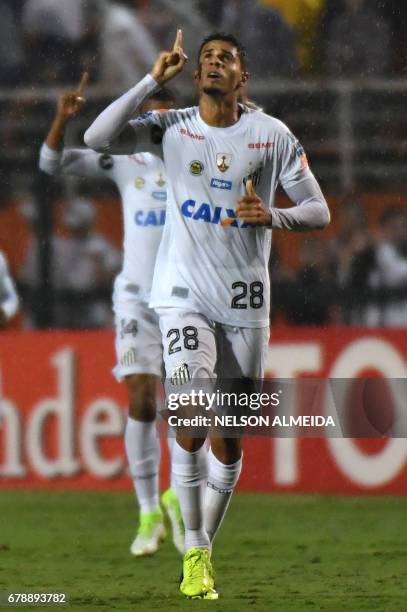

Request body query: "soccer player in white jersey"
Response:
[39, 74, 185, 557]
[0, 250, 19, 328]
[85, 30, 330, 599]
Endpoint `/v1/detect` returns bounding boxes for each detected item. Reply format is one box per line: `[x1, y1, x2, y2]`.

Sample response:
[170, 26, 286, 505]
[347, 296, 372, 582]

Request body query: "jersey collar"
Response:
[196, 106, 246, 135]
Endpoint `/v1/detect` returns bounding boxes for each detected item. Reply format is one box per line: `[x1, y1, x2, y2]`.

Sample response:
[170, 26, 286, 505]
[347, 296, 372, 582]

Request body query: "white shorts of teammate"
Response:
[113, 294, 163, 381]
[157, 308, 270, 409]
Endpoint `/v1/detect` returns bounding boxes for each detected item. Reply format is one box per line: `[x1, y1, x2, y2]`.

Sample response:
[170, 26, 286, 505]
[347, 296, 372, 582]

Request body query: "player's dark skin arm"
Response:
[45, 73, 88, 152]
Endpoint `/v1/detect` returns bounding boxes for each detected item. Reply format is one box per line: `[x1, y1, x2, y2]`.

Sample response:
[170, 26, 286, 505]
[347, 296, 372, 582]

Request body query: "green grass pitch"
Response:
[1, 491, 407, 611]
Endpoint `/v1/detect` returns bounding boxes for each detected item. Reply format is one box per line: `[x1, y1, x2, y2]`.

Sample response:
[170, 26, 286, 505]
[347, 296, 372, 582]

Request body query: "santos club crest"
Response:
[216, 153, 232, 173]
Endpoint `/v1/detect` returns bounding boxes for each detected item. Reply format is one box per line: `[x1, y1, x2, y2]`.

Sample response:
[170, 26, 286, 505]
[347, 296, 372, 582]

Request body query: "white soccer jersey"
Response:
[40, 144, 167, 303]
[129, 104, 314, 327]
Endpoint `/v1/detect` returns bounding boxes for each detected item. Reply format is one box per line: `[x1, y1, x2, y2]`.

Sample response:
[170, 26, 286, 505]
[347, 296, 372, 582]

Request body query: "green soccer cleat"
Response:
[179, 547, 219, 600]
[130, 507, 166, 557]
[161, 488, 185, 555]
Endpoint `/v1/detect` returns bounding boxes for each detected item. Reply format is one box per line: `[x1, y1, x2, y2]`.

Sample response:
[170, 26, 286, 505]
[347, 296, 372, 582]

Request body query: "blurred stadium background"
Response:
[1, 1, 407, 609]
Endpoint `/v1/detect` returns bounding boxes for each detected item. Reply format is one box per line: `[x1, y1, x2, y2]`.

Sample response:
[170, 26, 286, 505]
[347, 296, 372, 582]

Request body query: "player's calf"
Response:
[204, 442, 242, 545]
[126, 373, 157, 421]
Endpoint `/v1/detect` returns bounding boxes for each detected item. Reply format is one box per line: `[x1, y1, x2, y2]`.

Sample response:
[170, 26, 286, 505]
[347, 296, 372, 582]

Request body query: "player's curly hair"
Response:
[197, 32, 248, 70]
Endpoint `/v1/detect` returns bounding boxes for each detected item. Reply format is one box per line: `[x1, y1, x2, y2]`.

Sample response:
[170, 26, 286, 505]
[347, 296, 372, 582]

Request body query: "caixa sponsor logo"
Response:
[181, 199, 249, 228]
[135, 209, 166, 226]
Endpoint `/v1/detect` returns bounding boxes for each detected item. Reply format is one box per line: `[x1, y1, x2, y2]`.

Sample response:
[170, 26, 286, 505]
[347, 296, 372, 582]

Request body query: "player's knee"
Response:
[126, 374, 156, 421]
[176, 435, 206, 453]
[210, 436, 242, 464]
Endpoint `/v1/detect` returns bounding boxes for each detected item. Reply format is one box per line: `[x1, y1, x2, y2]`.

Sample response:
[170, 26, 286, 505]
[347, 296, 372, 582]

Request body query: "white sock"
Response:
[167, 427, 177, 490]
[124, 417, 160, 514]
[204, 448, 242, 544]
[168, 432, 208, 492]
[172, 441, 210, 551]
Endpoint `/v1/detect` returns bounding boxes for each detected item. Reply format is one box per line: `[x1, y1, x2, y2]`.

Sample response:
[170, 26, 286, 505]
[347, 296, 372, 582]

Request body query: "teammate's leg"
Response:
[124, 373, 166, 556]
[161, 426, 186, 554]
[114, 299, 183, 555]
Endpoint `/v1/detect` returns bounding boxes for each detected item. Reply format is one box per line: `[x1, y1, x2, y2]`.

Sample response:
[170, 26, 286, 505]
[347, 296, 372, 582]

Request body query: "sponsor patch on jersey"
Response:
[120, 318, 138, 339]
[189, 160, 204, 176]
[155, 172, 166, 187]
[210, 177, 232, 190]
[99, 154, 113, 170]
[135, 209, 166, 226]
[170, 362, 191, 386]
[171, 286, 189, 298]
[248, 141, 273, 149]
[180, 128, 205, 141]
[134, 111, 154, 125]
[135, 177, 145, 189]
[151, 190, 167, 201]
[216, 153, 232, 173]
[181, 199, 249, 229]
[288, 132, 309, 171]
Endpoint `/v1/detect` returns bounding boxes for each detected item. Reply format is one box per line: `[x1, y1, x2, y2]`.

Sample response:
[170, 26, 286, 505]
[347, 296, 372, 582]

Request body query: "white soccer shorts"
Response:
[112, 298, 163, 381]
[157, 308, 270, 394]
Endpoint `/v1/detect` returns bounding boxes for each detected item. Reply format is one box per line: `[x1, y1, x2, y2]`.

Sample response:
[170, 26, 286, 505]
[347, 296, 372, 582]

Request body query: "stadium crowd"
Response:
[0, 0, 405, 86]
[0, 0, 406, 329]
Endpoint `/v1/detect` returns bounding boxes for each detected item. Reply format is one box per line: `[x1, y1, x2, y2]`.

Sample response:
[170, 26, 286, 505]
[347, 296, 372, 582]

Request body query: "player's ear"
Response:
[241, 71, 250, 86]
[194, 66, 201, 83]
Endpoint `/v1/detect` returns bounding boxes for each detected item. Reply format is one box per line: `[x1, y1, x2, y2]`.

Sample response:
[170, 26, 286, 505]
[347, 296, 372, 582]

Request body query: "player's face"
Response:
[195, 40, 248, 97]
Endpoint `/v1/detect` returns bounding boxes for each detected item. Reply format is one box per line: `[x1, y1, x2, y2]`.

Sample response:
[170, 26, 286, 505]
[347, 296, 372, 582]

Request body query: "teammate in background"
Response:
[85, 30, 330, 599]
[39, 74, 185, 557]
[0, 250, 19, 328]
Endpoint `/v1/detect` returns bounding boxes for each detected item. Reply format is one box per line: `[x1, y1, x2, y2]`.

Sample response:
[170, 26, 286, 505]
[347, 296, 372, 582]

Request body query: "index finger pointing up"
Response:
[76, 71, 89, 97]
[173, 29, 183, 50]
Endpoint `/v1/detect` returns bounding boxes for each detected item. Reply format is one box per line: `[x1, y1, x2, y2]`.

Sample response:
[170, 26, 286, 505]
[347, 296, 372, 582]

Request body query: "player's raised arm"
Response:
[84, 29, 187, 154]
[39, 73, 102, 177]
[39, 72, 95, 176]
[150, 29, 188, 84]
[45, 72, 88, 153]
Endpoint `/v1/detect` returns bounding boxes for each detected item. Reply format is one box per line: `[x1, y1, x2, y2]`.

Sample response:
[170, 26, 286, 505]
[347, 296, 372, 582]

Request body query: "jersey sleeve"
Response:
[39, 142, 115, 179]
[84, 74, 162, 153]
[270, 122, 330, 231]
[277, 127, 313, 190]
[129, 109, 165, 130]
